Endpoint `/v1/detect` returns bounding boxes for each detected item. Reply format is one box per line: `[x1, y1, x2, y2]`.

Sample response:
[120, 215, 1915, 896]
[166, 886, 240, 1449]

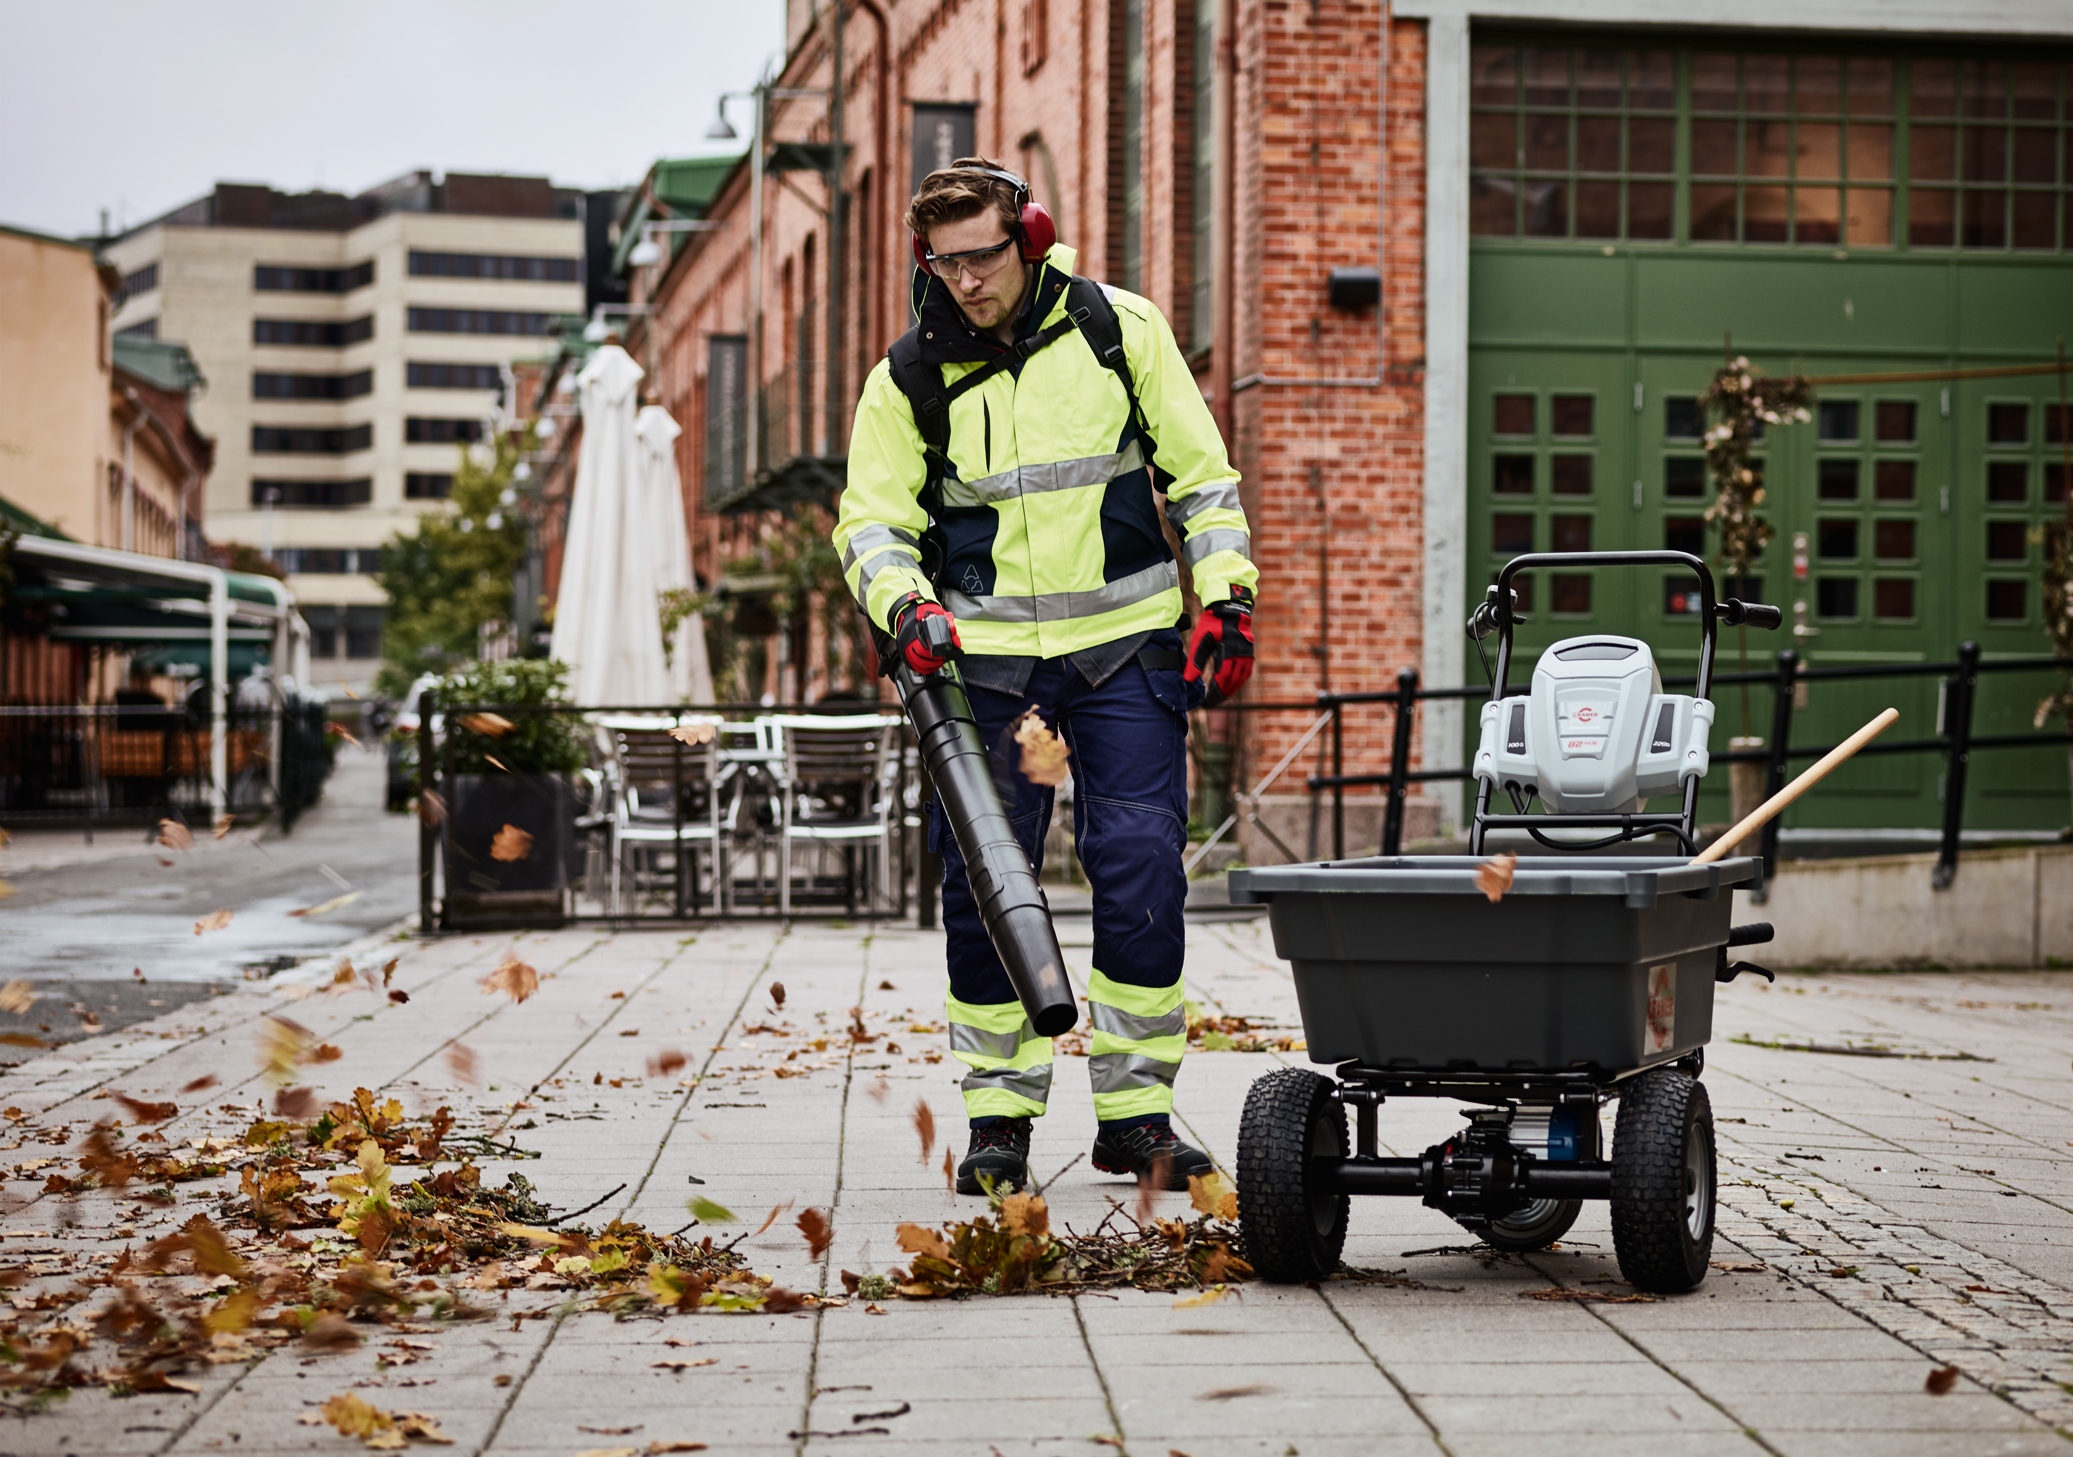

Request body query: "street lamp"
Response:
[628, 218, 721, 269]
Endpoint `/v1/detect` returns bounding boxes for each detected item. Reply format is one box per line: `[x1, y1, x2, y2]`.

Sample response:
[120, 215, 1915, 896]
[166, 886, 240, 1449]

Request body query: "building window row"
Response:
[250, 478, 373, 508]
[405, 473, 454, 499]
[253, 316, 374, 347]
[1471, 46, 2073, 250]
[407, 251, 580, 282]
[273, 547, 384, 575]
[254, 261, 375, 293]
[253, 369, 373, 401]
[116, 263, 159, 307]
[404, 417, 486, 444]
[116, 318, 158, 341]
[251, 424, 373, 455]
[406, 361, 505, 390]
[305, 604, 385, 660]
[406, 307, 554, 336]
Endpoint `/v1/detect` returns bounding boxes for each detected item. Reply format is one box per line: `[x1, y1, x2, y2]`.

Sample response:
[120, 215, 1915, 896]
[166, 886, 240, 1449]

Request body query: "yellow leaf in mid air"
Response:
[1474, 852, 1517, 903]
[667, 721, 716, 746]
[0, 980, 35, 1015]
[289, 891, 361, 918]
[1187, 1171, 1237, 1219]
[157, 819, 194, 851]
[193, 909, 234, 935]
[480, 957, 539, 1004]
[457, 713, 513, 737]
[488, 823, 534, 862]
[1012, 707, 1071, 786]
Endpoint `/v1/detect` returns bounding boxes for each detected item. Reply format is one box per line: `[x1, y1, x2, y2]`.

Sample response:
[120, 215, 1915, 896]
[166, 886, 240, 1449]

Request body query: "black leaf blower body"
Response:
[887, 613, 1078, 1037]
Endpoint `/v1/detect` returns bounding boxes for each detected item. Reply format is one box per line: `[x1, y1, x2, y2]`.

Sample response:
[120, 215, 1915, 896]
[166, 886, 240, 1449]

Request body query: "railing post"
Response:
[417, 688, 436, 935]
[1330, 698, 1344, 861]
[1382, 667, 1418, 856]
[1758, 649, 1797, 881]
[1933, 640, 1980, 891]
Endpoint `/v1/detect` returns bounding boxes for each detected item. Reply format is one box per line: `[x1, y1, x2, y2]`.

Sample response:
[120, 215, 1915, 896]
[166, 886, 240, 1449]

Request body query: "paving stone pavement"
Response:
[1, 911, 2070, 1456]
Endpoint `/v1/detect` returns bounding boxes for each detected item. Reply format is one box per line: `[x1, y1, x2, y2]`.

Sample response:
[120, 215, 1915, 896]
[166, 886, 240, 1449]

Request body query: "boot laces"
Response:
[969, 1122, 1027, 1153]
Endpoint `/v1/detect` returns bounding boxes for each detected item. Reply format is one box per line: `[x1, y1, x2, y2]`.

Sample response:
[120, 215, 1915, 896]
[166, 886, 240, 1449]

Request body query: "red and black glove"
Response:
[1184, 586, 1255, 706]
[891, 593, 963, 674]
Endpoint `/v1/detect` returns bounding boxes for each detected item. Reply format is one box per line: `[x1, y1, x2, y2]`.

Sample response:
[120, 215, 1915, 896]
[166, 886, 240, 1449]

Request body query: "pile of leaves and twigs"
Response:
[1053, 1004, 1302, 1058]
[0, 1086, 797, 1403]
[846, 1174, 1252, 1305]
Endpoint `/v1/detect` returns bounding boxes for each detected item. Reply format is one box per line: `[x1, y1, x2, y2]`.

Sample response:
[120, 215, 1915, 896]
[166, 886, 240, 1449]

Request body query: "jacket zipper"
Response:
[982, 397, 992, 472]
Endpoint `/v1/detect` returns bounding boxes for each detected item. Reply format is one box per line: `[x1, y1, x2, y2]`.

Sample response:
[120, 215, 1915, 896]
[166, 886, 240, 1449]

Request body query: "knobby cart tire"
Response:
[1236, 1067, 1349, 1283]
[1481, 1198, 1583, 1253]
[1610, 1068, 1716, 1293]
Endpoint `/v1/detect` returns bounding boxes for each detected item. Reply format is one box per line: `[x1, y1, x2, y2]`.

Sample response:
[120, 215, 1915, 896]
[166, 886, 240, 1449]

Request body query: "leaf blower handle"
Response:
[918, 610, 964, 664]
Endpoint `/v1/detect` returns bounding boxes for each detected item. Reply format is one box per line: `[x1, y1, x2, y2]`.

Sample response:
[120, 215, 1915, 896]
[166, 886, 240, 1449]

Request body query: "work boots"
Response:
[1092, 1121, 1215, 1190]
[955, 1119, 1032, 1196]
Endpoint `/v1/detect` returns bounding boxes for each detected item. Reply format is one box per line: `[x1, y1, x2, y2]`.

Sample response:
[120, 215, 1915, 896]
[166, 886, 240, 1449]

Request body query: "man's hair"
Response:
[903, 156, 1021, 241]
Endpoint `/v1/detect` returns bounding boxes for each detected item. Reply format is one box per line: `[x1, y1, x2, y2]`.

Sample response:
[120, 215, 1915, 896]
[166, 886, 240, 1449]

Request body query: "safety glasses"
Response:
[922, 237, 1018, 282]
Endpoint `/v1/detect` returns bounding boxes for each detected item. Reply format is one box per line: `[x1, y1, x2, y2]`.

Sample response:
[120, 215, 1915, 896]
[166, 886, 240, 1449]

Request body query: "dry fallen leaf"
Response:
[310, 1043, 344, 1064]
[0, 980, 35, 1015]
[415, 790, 447, 827]
[113, 1093, 177, 1124]
[651, 1358, 717, 1372]
[388, 989, 411, 1005]
[667, 721, 716, 747]
[289, 891, 361, 917]
[481, 958, 540, 1004]
[1198, 1382, 1273, 1400]
[193, 908, 234, 935]
[941, 1145, 954, 1190]
[381, 958, 399, 988]
[298, 1312, 364, 1354]
[0, 1033, 48, 1049]
[752, 1202, 793, 1238]
[1187, 1171, 1237, 1219]
[180, 1073, 220, 1094]
[912, 1099, 937, 1166]
[647, 1048, 687, 1078]
[769, 981, 786, 1010]
[445, 1043, 480, 1087]
[157, 819, 194, 851]
[274, 1086, 321, 1120]
[1474, 853, 1517, 904]
[1173, 1285, 1232, 1309]
[212, 813, 236, 839]
[1925, 1364, 1960, 1395]
[489, 823, 534, 863]
[797, 1207, 834, 1260]
[457, 712, 514, 737]
[1135, 1156, 1172, 1224]
[1013, 707, 1071, 786]
[645, 1445, 709, 1454]
[896, 1222, 950, 1262]
[1000, 1191, 1049, 1240]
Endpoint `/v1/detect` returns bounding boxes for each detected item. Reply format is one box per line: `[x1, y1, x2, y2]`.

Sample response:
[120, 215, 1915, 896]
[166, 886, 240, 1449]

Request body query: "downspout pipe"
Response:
[853, 0, 891, 357]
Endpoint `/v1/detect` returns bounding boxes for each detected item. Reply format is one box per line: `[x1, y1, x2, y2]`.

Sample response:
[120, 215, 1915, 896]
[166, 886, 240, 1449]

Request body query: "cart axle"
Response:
[1325, 1155, 1613, 1201]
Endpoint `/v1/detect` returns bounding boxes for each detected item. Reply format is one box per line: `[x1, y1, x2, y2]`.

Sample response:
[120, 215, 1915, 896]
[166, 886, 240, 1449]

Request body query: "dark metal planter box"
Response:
[444, 773, 575, 930]
[1226, 856, 1759, 1076]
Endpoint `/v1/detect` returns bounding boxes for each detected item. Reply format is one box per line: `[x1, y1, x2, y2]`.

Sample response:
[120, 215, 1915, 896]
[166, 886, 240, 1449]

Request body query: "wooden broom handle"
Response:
[1692, 707, 1900, 865]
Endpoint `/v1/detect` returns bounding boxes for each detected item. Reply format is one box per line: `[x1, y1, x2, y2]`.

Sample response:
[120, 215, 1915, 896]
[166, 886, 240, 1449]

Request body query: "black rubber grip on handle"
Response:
[1719, 599, 1783, 631]
[919, 611, 964, 662]
[1727, 921, 1775, 947]
[894, 662, 1076, 1036]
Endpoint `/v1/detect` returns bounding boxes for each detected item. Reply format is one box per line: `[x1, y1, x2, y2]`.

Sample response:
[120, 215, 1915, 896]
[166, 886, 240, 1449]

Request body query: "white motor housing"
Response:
[1472, 635, 1714, 814]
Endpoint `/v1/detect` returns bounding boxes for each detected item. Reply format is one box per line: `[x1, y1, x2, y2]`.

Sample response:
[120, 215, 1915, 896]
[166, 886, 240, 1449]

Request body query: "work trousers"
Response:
[933, 633, 1196, 1123]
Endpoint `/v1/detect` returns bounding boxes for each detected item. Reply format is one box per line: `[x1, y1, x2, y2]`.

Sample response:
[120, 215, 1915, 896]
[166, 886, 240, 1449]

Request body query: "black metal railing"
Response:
[0, 700, 332, 833]
[413, 696, 916, 931]
[1295, 645, 2073, 887]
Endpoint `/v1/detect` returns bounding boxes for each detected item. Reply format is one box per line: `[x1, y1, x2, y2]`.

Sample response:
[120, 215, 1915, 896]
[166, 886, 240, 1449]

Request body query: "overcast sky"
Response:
[0, 1, 788, 238]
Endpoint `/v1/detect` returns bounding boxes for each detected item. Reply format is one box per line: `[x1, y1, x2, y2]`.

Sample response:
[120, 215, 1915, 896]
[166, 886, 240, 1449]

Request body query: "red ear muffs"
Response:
[911, 166, 1055, 273]
[1015, 201, 1055, 261]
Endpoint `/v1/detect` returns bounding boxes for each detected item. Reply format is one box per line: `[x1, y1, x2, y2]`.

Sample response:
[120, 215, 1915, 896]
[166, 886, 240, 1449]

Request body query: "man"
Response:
[834, 159, 1258, 1195]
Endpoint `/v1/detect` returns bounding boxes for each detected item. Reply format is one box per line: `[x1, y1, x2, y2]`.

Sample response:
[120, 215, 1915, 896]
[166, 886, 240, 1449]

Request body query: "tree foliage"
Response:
[1701, 357, 1813, 585]
[376, 432, 529, 698]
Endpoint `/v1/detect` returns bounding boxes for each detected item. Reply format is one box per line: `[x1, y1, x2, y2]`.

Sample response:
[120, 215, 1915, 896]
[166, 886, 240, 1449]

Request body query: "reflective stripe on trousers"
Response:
[1085, 967, 1186, 1121]
[947, 991, 1054, 1119]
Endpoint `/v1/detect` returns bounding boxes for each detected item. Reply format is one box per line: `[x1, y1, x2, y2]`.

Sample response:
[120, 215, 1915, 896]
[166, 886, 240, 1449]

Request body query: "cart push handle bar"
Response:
[1693, 707, 1901, 865]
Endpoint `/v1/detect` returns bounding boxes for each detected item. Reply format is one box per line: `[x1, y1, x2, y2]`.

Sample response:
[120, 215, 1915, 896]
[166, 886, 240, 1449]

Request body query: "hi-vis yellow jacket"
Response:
[834, 244, 1256, 659]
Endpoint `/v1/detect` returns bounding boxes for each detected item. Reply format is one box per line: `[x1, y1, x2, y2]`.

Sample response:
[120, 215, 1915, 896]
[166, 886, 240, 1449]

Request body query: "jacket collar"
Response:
[908, 244, 1078, 366]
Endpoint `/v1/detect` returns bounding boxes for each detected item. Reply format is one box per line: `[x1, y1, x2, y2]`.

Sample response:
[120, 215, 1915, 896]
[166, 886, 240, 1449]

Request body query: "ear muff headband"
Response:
[910, 165, 1057, 272]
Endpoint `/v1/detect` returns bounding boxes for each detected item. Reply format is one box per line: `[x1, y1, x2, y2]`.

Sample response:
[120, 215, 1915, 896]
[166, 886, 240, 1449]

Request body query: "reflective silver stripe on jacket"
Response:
[1088, 1001, 1187, 1044]
[944, 560, 1179, 625]
[1164, 480, 1242, 527]
[948, 1019, 1030, 1063]
[841, 523, 922, 594]
[1180, 528, 1252, 567]
[961, 1061, 1055, 1104]
[1088, 1050, 1182, 1096]
[937, 440, 1147, 510]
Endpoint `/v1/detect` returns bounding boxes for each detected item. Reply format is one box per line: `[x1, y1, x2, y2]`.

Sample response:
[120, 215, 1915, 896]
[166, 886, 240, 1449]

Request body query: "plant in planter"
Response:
[436, 659, 589, 929]
[1702, 356, 1813, 827]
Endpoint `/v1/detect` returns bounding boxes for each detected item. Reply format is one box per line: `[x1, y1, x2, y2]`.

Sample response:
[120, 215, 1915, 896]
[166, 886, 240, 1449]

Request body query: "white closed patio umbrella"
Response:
[634, 403, 715, 704]
[550, 344, 671, 705]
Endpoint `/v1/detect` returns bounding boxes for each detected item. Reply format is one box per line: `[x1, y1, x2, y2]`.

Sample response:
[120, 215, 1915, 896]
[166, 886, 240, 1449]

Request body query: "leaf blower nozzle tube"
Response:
[893, 655, 1078, 1038]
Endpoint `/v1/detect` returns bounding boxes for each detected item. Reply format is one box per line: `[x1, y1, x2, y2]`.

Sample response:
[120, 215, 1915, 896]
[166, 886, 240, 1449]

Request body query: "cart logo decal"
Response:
[1644, 963, 1676, 1055]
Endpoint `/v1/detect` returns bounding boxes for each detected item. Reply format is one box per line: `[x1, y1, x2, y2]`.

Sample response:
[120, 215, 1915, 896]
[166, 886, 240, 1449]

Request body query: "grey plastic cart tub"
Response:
[1226, 855, 1761, 1076]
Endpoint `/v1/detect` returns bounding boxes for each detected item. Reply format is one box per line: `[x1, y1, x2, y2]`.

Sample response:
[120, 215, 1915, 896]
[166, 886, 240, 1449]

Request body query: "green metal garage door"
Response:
[1467, 37, 2073, 830]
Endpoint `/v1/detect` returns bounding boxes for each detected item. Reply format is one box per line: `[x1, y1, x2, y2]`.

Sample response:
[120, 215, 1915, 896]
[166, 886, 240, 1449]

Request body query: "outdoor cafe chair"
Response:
[593, 714, 730, 916]
[764, 713, 904, 916]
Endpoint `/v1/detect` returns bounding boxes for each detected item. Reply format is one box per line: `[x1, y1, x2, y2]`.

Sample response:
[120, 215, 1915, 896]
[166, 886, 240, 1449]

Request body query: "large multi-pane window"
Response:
[1471, 44, 2072, 251]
